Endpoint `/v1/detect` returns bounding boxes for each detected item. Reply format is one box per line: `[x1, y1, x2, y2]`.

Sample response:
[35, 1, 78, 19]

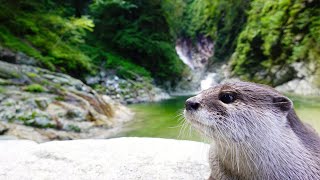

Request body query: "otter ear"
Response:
[273, 96, 293, 111]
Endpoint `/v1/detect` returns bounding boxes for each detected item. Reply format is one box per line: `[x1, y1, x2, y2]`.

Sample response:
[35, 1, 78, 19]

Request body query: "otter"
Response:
[184, 81, 320, 180]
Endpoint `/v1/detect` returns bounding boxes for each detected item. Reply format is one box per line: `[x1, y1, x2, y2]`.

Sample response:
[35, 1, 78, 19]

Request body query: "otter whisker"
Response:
[183, 81, 320, 179]
[177, 119, 188, 139]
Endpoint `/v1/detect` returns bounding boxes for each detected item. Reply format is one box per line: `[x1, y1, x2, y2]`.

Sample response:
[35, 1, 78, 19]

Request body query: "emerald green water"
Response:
[116, 95, 320, 142]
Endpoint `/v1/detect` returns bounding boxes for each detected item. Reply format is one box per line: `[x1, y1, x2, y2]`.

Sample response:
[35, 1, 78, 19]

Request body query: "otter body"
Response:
[184, 81, 320, 180]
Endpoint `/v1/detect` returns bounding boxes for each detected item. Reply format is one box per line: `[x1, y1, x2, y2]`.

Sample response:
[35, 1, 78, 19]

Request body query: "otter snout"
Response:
[185, 98, 200, 111]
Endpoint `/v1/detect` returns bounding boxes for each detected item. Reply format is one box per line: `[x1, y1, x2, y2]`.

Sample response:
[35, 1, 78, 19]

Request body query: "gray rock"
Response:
[0, 47, 37, 66]
[0, 138, 210, 180]
[0, 60, 133, 141]
[85, 76, 100, 85]
[35, 98, 50, 110]
[276, 62, 320, 96]
[66, 109, 84, 120]
[30, 116, 55, 128]
[42, 74, 56, 80]
[276, 79, 320, 96]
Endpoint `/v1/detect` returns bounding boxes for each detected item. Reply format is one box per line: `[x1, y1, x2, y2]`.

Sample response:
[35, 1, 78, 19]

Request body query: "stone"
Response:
[66, 109, 84, 119]
[35, 98, 50, 110]
[85, 76, 100, 85]
[85, 69, 171, 104]
[276, 78, 320, 96]
[29, 116, 55, 128]
[0, 47, 37, 66]
[0, 123, 8, 135]
[0, 60, 133, 141]
[0, 138, 210, 180]
[275, 62, 320, 95]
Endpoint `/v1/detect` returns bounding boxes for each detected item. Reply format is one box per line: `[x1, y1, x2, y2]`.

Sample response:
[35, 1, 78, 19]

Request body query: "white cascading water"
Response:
[175, 45, 194, 70]
[200, 73, 218, 90]
[174, 36, 216, 94]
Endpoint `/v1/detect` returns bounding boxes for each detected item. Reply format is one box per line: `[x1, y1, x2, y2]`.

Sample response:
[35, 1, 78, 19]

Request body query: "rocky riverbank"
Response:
[86, 71, 170, 104]
[0, 60, 133, 142]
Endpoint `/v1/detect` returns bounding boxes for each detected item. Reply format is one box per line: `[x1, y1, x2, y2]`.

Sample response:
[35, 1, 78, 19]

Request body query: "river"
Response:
[115, 95, 320, 142]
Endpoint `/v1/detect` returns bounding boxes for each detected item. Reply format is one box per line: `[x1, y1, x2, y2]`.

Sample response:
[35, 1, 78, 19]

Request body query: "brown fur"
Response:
[184, 81, 320, 180]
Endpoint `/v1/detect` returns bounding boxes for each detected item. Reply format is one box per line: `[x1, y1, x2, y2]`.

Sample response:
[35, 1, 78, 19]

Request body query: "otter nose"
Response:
[185, 100, 200, 111]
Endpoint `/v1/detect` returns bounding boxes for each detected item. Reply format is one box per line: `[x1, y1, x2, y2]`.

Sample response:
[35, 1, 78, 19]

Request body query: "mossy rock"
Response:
[17, 111, 55, 129]
[24, 84, 45, 93]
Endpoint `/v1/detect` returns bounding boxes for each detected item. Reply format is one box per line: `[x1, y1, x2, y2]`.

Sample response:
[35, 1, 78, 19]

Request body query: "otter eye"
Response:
[219, 92, 236, 104]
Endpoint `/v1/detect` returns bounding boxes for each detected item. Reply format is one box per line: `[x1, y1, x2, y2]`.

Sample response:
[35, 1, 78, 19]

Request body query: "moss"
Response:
[315, 68, 320, 88]
[92, 84, 105, 93]
[17, 111, 56, 129]
[3, 102, 14, 106]
[41, 80, 50, 86]
[67, 124, 81, 133]
[232, 0, 320, 85]
[24, 84, 45, 93]
[54, 96, 65, 101]
[0, 86, 5, 93]
[26, 72, 38, 78]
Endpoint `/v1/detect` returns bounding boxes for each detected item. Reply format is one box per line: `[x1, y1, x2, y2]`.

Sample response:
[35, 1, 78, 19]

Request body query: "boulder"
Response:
[0, 138, 210, 180]
[276, 62, 320, 96]
[0, 60, 134, 142]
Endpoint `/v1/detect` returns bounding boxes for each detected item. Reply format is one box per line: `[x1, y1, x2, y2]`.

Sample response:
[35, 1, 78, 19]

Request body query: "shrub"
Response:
[105, 53, 151, 80]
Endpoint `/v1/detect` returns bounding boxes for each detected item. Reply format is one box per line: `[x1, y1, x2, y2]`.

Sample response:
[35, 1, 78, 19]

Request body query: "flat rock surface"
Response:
[0, 137, 210, 180]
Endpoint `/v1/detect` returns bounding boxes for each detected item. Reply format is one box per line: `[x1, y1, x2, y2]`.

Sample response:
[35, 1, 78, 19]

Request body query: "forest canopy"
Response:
[0, 0, 184, 83]
[0, 0, 319, 86]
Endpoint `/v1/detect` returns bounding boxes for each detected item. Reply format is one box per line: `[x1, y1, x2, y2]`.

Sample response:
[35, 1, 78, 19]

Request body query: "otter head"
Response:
[184, 81, 293, 142]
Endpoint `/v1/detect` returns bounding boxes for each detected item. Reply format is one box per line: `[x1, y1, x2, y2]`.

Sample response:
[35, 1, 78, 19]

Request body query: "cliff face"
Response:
[0, 49, 133, 142]
[174, 36, 215, 93]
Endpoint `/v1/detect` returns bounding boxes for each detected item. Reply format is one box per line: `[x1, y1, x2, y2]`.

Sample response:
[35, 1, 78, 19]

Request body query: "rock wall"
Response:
[174, 36, 214, 93]
[0, 138, 210, 180]
[0, 60, 133, 142]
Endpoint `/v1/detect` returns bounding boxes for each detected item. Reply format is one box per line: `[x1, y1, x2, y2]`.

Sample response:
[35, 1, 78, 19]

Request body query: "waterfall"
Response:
[175, 45, 194, 70]
[174, 36, 215, 93]
[200, 73, 218, 90]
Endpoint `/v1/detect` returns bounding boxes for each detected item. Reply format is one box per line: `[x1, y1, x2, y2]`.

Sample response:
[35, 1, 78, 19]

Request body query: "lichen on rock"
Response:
[0, 60, 133, 142]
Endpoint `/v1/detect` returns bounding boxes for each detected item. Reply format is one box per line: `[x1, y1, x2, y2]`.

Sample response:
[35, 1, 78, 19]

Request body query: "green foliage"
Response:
[0, 0, 94, 77]
[105, 53, 151, 80]
[90, 0, 185, 82]
[24, 84, 45, 93]
[232, 0, 320, 85]
[26, 72, 38, 78]
[0, 26, 54, 70]
[162, 0, 250, 61]
[0, 0, 187, 84]
[0, 86, 5, 94]
[161, 0, 189, 38]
